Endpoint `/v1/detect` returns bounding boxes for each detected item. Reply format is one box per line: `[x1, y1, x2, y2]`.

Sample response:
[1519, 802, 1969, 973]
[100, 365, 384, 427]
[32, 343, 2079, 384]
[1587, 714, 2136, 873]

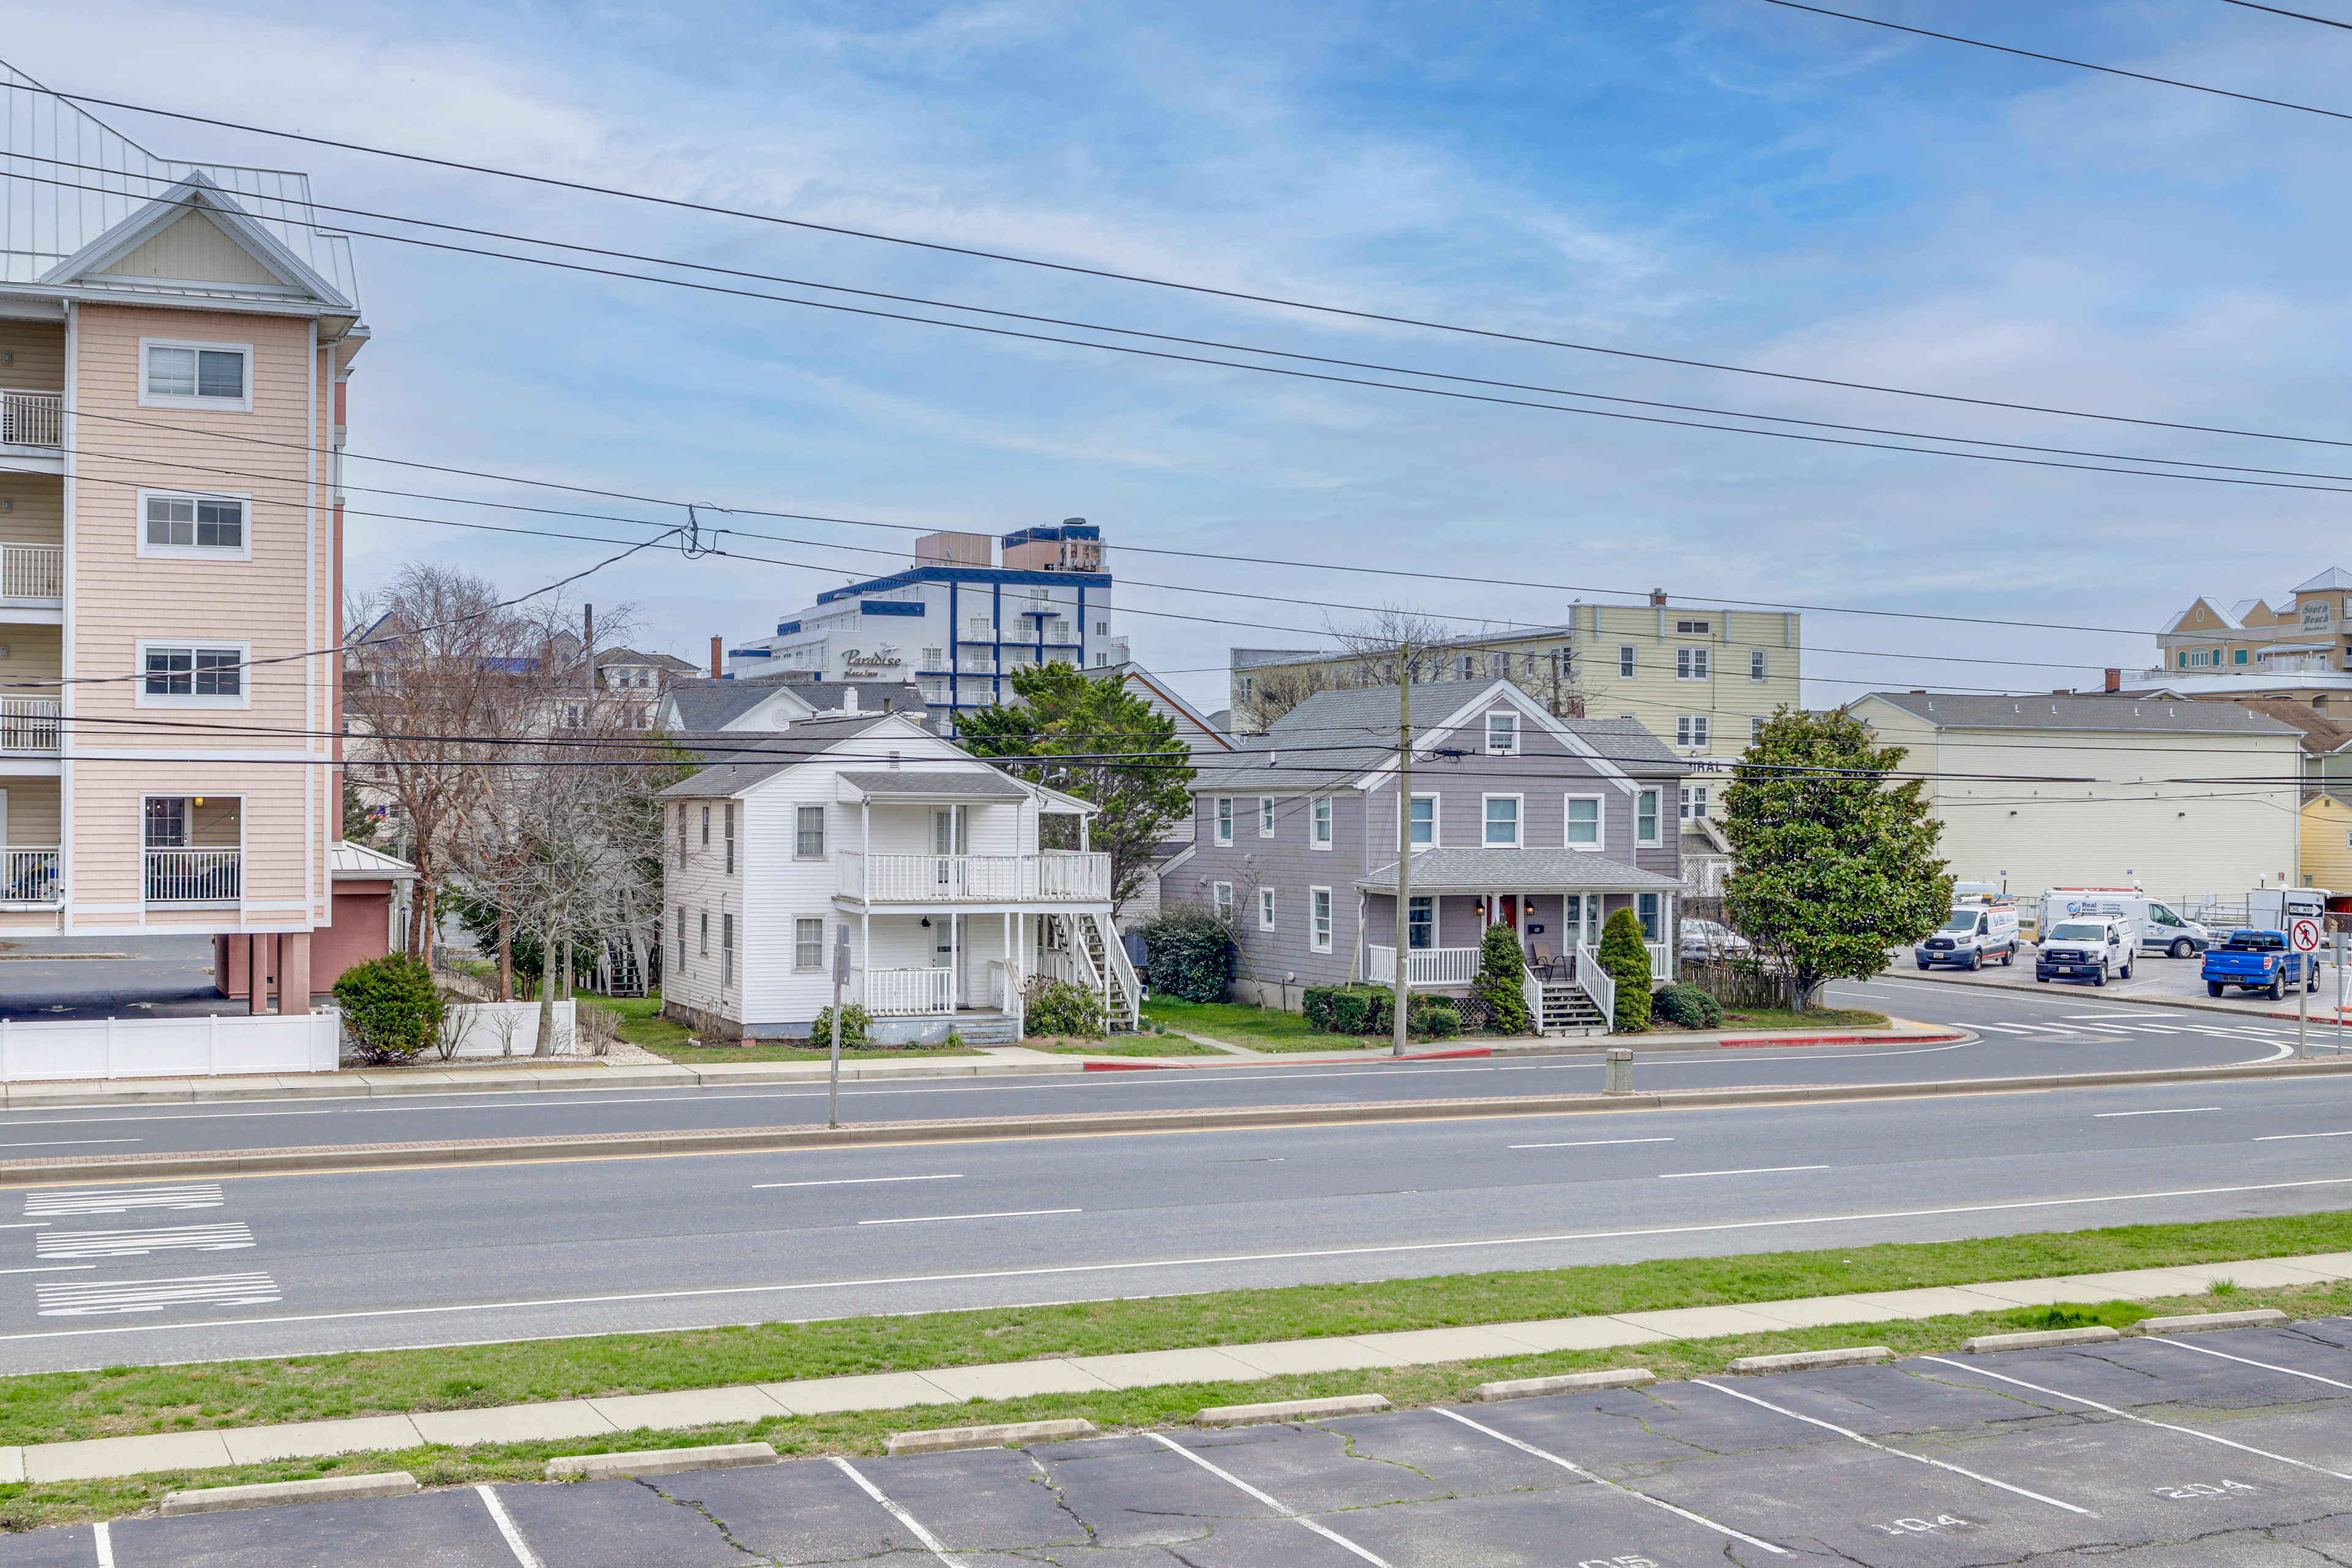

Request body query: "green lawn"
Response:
[1038, 1033, 1226, 1057]
[1139, 998, 1332, 1050]
[0, 1210, 2342, 1461]
[1682, 1007, 1890, 1033]
[601, 996, 984, 1064]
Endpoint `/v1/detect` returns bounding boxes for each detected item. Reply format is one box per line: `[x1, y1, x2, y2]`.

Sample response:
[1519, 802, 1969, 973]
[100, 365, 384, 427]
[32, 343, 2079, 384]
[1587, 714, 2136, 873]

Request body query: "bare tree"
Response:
[1235, 666, 1333, 733]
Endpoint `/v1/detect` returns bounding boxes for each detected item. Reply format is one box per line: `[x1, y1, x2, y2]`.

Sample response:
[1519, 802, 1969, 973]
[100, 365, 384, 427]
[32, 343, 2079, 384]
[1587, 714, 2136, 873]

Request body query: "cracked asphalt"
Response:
[8, 1316, 2352, 1564]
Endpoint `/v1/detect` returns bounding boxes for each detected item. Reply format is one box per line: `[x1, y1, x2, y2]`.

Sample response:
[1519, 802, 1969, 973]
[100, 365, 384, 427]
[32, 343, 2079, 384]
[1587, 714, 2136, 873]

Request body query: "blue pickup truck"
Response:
[2201, 930, 2318, 999]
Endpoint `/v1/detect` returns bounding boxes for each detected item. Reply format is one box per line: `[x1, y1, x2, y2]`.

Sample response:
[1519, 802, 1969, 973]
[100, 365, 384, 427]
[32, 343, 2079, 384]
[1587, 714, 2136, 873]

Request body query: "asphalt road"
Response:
[10, 1321, 2352, 1564]
[0, 1068, 2348, 1371]
[0, 976, 2316, 1164]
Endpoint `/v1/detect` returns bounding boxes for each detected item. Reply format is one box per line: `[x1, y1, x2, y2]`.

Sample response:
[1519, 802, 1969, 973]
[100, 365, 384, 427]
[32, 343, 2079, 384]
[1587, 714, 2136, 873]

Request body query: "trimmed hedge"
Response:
[1303, 984, 1461, 1038]
[1133, 906, 1237, 1003]
[1025, 977, 1106, 1038]
[331, 954, 443, 1064]
[1654, 982, 1723, 1030]
[1598, 908, 1654, 1032]
[807, 1003, 875, 1048]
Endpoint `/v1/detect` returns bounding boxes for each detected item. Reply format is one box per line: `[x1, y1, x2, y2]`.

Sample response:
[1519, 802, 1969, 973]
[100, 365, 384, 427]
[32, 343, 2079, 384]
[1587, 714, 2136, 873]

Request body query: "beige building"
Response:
[0, 68, 385, 1009]
[1847, 693, 2304, 908]
[2133, 568, 2352, 705]
[1229, 597, 1800, 820]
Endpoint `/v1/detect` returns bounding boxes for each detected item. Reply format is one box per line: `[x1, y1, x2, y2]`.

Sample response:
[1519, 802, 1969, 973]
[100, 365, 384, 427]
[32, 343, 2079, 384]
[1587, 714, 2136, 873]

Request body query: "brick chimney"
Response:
[1649, 588, 1667, 607]
[2104, 668, 2121, 693]
[710, 636, 722, 679]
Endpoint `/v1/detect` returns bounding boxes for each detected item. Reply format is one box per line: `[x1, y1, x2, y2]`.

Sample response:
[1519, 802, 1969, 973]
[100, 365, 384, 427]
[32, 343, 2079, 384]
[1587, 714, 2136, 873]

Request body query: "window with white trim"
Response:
[723, 804, 735, 875]
[1258, 797, 1276, 837]
[1637, 790, 1662, 845]
[796, 805, 826, 858]
[722, 913, 735, 986]
[1618, 646, 1635, 677]
[1750, 648, 1767, 682]
[1409, 793, 1437, 848]
[1214, 797, 1234, 845]
[677, 907, 688, 970]
[1408, 895, 1434, 949]
[967, 616, 992, 640]
[701, 805, 710, 846]
[1675, 619, 1711, 635]
[1638, 893, 1661, 940]
[1681, 785, 1709, 820]
[1564, 794, 1602, 848]
[795, 918, 826, 970]
[141, 339, 251, 410]
[1752, 715, 1768, 742]
[1213, 881, 1234, 921]
[1676, 714, 1710, 749]
[1676, 647, 1710, 680]
[1095, 619, 1109, 635]
[1311, 888, 1333, 952]
[1311, 796, 1333, 848]
[1486, 712, 1517, 754]
[1455, 654, 1479, 680]
[1259, 888, 1276, 930]
[139, 491, 248, 558]
[138, 643, 246, 706]
[699, 911, 710, 957]
[1483, 794, 1522, 847]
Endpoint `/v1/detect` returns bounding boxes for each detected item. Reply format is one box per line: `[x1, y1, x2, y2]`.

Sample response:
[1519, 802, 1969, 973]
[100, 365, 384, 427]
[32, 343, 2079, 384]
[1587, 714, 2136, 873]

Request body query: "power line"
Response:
[2223, 1, 2352, 29]
[5, 73, 2352, 454]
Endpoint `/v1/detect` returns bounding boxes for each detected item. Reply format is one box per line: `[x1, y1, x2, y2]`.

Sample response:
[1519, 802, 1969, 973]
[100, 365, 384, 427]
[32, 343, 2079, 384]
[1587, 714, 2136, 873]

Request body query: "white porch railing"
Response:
[0, 545, 61, 600]
[143, 848, 241, 903]
[838, 851, 1111, 903]
[864, 965, 955, 1016]
[0, 391, 60, 448]
[0, 699, 58, 751]
[1365, 944, 1482, 988]
[1647, 941, 1673, 982]
[2, 848, 59, 905]
[1577, 941, 1615, 1031]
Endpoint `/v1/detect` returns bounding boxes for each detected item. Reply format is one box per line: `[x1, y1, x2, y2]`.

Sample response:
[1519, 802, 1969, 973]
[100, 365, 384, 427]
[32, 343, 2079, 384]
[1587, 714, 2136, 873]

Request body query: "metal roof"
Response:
[1355, 847, 1686, 895]
[834, 771, 1028, 801]
[1860, 692, 2302, 736]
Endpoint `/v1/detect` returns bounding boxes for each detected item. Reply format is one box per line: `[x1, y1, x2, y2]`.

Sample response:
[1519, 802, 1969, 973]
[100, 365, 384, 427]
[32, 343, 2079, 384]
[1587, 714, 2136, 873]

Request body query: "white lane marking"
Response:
[26, 1184, 221, 1216]
[0, 1266, 92, 1275]
[13, 1174, 2352, 1346]
[858, 1208, 1081, 1226]
[1142, 1432, 1392, 1566]
[1918, 1357, 2352, 1480]
[1510, 1137, 1675, 1150]
[829, 1456, 970, 1567]
[2071, 1027, 2139, 1036]
[0, 1140, 141, 1150]
[2064, 1013, 2158, 1019]
[2139, 1334, 2352, 1390]
[38, 1224, 253, 1258]
[92, 1519, 113, 1568]
[476, 1485, 545, 1568]
[36, 1273, 280, 1317]
[1691, 1379, 2090, 1515]
[753, 1174, 965, 1189]
[1434, 1406, 1787, 1552]
[1658, 1165, 1829, 1179]
[2093, 1108, 2220, 1118]
[2256, 1130, 2352, 1140]
[2237, 1042, 2299, 1064]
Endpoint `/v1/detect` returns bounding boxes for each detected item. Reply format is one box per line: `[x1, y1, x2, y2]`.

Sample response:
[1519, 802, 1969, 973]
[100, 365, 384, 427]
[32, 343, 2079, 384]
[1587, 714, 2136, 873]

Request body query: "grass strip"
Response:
[604, 995, 984, 1063]
[1, 1210, 2348, 1451]
[1038, 1035, 1225, 1057]
[3, 1278, 2343, 1534]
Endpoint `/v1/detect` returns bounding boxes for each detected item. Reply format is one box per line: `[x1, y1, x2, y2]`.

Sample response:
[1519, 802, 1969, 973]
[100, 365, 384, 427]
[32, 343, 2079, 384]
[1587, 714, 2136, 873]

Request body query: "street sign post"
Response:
[2293, 919, 2321, 1059]
[830, 927, 852, 1128]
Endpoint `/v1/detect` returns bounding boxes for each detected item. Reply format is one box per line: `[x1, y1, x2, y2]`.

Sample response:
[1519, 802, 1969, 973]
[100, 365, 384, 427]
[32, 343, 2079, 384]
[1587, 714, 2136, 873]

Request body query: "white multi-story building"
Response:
[723, 521, 1125, 725]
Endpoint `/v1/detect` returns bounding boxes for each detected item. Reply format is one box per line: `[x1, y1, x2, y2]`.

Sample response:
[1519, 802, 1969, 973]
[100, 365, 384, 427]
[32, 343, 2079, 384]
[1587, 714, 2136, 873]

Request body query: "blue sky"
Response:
[18, 0, 2352, 710]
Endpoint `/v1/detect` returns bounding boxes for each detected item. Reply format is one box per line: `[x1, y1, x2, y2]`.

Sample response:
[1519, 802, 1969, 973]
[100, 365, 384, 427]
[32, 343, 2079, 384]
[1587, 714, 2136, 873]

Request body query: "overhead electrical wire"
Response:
[2223, 1, 2352, 30]
[1, 74, 2350, 454]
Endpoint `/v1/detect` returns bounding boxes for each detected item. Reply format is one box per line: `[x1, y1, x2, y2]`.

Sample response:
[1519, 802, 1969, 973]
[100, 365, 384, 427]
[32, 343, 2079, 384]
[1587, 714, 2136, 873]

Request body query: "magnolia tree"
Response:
[1722, 707, 1951, 1009]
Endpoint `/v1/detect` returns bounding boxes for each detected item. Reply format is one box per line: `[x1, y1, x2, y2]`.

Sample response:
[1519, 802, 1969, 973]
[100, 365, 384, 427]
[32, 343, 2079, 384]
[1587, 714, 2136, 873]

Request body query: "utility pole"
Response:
[1392, 641, 1412, 1057]
[582, 603, 595, 707]
[829, 925, 850, 1127]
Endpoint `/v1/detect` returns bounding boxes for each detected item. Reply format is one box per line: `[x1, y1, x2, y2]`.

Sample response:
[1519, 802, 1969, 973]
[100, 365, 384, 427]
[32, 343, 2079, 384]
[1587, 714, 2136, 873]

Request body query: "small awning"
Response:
[329, 840, 418, 883]
[1355, 846, 1687, 896]
[835, 770, 1030, 803]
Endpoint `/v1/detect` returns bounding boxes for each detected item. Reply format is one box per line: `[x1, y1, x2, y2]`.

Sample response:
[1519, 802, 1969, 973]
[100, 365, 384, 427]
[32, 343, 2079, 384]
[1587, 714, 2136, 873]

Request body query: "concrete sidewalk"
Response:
[10, 1250, 2343, 1486]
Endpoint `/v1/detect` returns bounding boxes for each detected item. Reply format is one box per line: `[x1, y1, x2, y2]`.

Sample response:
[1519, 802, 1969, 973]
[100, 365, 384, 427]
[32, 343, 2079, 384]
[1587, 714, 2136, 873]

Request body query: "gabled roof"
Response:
[1098, 662, 1232, 752]
[2165, 597, 2242, 635]
[328, 840, 417, 881]
[656, 714, 909, 795]
[2294, 568, 2352, 594]
[40, 171, 355, 308]
[658, 678, 816, 734]
[1855, 692, 2301, 736]
[596, 647, 696, 673]
[2235, 699, 2352, 755]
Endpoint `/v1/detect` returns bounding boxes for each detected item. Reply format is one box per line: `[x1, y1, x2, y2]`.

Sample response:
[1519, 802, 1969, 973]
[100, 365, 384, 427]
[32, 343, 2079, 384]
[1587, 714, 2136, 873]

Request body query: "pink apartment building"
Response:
[0, 64, 401, 1010]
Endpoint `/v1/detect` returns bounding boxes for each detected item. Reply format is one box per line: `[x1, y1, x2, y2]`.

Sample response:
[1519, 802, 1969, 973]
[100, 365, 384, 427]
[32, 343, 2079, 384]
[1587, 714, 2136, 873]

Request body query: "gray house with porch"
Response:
[1183, 680, 1691, 1030]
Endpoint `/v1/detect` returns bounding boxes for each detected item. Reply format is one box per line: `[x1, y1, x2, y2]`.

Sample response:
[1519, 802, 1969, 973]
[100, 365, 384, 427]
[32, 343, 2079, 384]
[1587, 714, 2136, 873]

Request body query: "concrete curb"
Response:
[1726, 1346, 1891, 1373]
[1476, 1369, 1654, 1401]
[885, 1419, 1097, 1455]
[1962, 1326, 2122, 1352]
[1196, 1394, 1391, 1428]
[159, 1472, 418, 1515]
[2137, 1308, 2291, 1333]
[546, 1442, 777, 1480]
[9, 1049, 2352, 1185]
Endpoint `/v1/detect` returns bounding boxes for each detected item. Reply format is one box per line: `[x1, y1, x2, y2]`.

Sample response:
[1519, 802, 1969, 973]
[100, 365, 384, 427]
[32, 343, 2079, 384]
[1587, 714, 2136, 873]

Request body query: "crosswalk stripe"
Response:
[34, 1272, 279, 1316]
[36, 1224, 254, 1259]
[24, 1185, 223, 1217]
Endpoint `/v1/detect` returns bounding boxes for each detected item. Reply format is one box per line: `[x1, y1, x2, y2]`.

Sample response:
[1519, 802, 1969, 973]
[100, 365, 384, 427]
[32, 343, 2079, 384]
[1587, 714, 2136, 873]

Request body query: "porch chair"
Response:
[1526, 941, 1560, 981]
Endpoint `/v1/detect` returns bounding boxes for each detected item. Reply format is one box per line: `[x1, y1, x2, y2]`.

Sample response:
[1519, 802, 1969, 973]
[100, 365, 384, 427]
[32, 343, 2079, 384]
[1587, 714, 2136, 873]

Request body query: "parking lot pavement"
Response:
[15, 1318, 2352, 1565]
[1893, 949, 2352, 1021]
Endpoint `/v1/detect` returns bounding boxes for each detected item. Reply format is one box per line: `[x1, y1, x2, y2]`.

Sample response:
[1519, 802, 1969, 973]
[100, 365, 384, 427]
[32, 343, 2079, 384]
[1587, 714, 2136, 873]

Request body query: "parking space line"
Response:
[475, 1486, 544, 1567]
[1509, 1137, 1674, 1150]
[2255, 1130, 2352, 1140]
[1143, 1431, 1393, 1565]
[1434, 1406, 1788, 1553]
[1917, 1357, 2352, 1480]
[1692, 1379, 2092, 1514]
[91, 1520, 111, 1568]
[2136, 1335, 2352, 1390]
[856, 1208, 1080, 1226]
[829, 1455, 972, 1568]
[752, 1174, 965, 1189]
[2094, 1108, 2219, 1118]
[1659, 1165, 1828, 1179]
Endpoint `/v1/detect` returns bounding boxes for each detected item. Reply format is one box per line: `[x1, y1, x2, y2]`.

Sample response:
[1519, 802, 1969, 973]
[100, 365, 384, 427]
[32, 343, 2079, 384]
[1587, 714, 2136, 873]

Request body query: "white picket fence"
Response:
[0, 1011, 341, 1082]
[437, 1000, 579, 1058]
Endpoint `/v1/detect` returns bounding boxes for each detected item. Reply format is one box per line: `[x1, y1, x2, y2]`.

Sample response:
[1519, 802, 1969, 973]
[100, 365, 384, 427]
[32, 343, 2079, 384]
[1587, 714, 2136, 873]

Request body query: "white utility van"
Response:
[1915, 904, 2021, 970]
[2035, 889, 2212, 960]
[2248, 887, 2329, 932]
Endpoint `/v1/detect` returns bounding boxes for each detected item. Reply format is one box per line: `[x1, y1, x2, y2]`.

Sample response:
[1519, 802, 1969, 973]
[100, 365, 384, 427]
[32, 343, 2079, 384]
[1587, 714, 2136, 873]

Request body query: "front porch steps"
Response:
[1534, 980, 1608, 1037]
[951, 1010, 1022, 1047]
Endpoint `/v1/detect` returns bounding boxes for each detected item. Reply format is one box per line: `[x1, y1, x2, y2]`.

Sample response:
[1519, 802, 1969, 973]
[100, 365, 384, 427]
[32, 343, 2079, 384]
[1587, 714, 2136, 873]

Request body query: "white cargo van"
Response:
[2248, 887, 2329, 932]
[1915, 905, 2021, 970]
[2035, 889, 2212, 960]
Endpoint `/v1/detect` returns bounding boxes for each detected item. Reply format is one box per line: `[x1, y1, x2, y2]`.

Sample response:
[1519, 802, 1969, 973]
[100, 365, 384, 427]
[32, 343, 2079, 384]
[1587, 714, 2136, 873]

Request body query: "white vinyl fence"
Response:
[437, 1000, 579, 1058]
[0, 1011, 341, 1082]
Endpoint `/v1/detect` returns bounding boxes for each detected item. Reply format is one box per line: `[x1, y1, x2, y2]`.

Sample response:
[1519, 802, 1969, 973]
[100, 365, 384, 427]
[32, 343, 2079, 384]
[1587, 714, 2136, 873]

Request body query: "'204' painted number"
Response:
[1577, 1558, 1659, 1567]
[1870, 1516, 1972, 1536]
[2155, 1480, 2258, 1500]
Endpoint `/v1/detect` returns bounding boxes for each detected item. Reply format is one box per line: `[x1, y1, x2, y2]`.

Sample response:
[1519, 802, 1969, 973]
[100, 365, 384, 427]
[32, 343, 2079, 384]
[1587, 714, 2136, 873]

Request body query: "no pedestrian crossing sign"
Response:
[2291, 917, 2323, 954]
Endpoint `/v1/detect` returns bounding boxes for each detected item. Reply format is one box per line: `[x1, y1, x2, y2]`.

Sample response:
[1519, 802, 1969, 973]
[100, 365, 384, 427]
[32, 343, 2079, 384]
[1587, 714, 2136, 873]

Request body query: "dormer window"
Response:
[142, 340, 250, 411]
[1485, 713, 1517, 754]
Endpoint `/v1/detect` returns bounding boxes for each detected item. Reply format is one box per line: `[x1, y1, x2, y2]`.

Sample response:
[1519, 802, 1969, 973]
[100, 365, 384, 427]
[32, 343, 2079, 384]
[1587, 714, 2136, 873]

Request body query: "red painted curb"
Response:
[1719, 1033, 1966, 1049]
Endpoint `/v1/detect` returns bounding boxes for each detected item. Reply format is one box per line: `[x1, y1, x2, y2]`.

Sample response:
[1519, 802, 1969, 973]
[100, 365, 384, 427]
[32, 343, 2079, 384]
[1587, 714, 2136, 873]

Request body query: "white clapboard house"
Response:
[658, 712, 1136, 1044]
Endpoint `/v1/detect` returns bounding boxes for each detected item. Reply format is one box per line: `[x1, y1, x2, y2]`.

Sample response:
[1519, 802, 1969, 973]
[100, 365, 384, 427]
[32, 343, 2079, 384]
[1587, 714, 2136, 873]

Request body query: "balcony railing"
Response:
[864, 966, 954, 1016]
[0, 545, 62, 600]
[1370, 940, 1672, 989]
[1, 848, 59, 905]
[0, 391, 61, 448]
[837, 850, 1111, 904]
[143, 848, 241, 903]
[0, 699, 57, 751]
